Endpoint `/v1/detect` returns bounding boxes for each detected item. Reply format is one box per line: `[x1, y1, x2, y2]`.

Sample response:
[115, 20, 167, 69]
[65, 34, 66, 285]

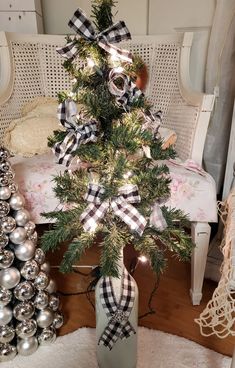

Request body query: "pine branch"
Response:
[91, 0, 116, 32]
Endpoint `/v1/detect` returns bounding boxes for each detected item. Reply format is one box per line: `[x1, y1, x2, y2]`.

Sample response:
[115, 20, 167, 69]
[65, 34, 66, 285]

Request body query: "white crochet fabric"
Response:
[3, 327, 231, 368]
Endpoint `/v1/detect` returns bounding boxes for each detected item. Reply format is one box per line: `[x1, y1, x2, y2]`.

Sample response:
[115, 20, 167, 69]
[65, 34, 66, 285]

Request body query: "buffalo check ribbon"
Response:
[149, 202, 167, 231]
[98, 267, 136, 350]
[142, 109, 162, 138]
[57, 8, 132, 62]
[80, 183, 147, 236]
[52, 99, 98, 167]
[108, 69, 143, 111]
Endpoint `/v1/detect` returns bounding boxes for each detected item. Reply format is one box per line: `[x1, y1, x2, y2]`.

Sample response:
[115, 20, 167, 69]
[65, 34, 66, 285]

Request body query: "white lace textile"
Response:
[195, 188, 235, 338]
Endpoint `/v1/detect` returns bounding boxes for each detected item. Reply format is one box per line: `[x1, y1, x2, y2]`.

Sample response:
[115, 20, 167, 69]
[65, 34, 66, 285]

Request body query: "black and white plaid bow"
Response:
[80, 183, 147, 235]
[52, 99, 98, 167]
[149, 202, 167, 231]
[57, 8, 132, 62]
[108, 69, 144, 111]
[98, 267, 136, 350]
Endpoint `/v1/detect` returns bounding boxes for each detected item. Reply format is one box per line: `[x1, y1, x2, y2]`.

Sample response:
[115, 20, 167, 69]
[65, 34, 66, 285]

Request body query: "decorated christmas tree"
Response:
[42, 0, 193, 279]
[0, 147, 63, 362]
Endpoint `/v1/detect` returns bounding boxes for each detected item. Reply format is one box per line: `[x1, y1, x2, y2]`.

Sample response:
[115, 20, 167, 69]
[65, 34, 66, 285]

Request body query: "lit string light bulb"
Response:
[138, 255, 148, 263]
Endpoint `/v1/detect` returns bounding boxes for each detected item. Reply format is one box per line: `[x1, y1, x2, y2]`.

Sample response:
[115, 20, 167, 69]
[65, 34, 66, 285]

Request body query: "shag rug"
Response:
[4, 327, 231, 368]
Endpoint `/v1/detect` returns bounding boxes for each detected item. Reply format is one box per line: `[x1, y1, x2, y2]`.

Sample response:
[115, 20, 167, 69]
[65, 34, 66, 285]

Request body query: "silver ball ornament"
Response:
[0, 174, 11, 187]
[40, 261, 50, 274]
[34, 291, 49, 310]
[0, 343, 17, 362]
[0, 306, 13, 326]
[16, 319, 37, 338]
[14, 209, 30, 226]
[0, 249, 14, 269]
[21, 259, 39, 280]
[0, 148, 10, 160]
[28, 231, 37, 244]
[0, 232, 8, 247]
[9, 227, 26, 245]
[0, 287, 12, 306]
[0, 187, 11, 200]
[0, 267, 21, 289]
[53, 311, 64, 329]
[45, 279, 57, 294]
[0, 201, 10, 217]
[9, 192, 25, 210]
[36, 308, 54, 328]
[13, 301, 35, 321]
[14, 281, 35, 301]
[1, 216, 16, 233]
[14, 239, 36, 261]
[8, 183, 18, 193]
[38, 327, 56, 345]
[0, 161, 11, 173]
[24, 221, 36, 235]
[34, 248, 45, 265]
[17, 336, 38, 356]
[49, 294, 60, 311]
[0, 325, 15, 343]
[34, 272, 49, 290]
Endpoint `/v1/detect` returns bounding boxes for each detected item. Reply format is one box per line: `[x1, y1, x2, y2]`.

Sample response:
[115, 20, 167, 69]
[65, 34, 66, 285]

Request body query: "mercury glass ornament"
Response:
[0, 161, 10, 173]
[34, 291, 49, 310]
[8, 183, 18, 193]
[14, 239, 35, 261]
[0, 186, 11, 200]
[0, 201, 10, 217]
[24, 221, 36, 236]
[0, 147, 10, 160]
[16, 319, 37, 339]
[0, 267, 21, 289]
[38, 327, 56, 345]
[0, 306, 12, 326]
[0, 343, 17, 362]
[40, 261, 50, 274]
[49, 294, 60, 311]
[14, 281, 35, 301]
[14, 209, 30, 227]
[0, 325, 15, 343]
[34, 272, 49, 290]
[0, 249, 14, 269]
[17, 336, 38, 356]
[0, 174, 11, 187]
[28, 231, 37, 244]
[21, 260, 39, 280]
[9, 193, 25, 210]
[36, 308, 54, 328]
[34, 248, 45, 265]
[45, 279, 57, 294]
[9, 227, 26, 245]
[5, 170, 15, 183]
[53, 311, 64, 329]
[13, 301, 35, 321]
[1, 217, 16, 233]
[0, 287, 12, 306]
[0, 232, 8, 248]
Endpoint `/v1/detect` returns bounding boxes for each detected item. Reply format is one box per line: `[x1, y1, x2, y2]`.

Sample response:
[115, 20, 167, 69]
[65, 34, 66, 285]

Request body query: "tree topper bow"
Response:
[57, 8, 132, 62]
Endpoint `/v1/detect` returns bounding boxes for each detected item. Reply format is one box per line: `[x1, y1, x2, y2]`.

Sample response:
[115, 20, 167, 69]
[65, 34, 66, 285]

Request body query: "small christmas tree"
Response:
[42, 0, 192, 286]
[0, 147, 63, 362]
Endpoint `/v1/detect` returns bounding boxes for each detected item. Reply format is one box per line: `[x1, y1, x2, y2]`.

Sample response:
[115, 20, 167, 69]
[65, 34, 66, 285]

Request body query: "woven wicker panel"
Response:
[147, 43, 199, 160]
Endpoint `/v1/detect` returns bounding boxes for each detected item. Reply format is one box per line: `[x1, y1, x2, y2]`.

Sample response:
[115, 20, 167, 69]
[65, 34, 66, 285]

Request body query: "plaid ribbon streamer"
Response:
[57, 8, 132, 62]
[142, 109, 162, 138]
[108, 69, 143, 111]
[98, 267, 136, 350]
[80, 183, 146, 236]
[53, 99, 98, 166]
[149, 202, 167, 231]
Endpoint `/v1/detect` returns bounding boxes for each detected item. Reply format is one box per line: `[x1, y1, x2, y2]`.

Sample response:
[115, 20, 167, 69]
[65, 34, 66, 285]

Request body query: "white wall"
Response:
[41, 0, 148, 35]
[41, 0, 216, 91]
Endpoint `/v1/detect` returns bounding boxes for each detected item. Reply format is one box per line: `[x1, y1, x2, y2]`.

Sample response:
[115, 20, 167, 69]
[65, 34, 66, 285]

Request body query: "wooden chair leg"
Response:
[190, 222, 211, 305]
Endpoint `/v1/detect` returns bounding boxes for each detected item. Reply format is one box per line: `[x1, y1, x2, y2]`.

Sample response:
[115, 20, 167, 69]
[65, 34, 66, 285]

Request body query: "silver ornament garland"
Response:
[0, 146, 63, 362]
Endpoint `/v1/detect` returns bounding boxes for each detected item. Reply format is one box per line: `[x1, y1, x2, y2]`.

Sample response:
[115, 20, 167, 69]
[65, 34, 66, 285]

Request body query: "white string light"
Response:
[138, 255, 148, 263]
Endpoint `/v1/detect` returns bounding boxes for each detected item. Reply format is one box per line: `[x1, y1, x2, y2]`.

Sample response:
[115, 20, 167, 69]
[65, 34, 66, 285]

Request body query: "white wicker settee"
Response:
[0, 31, 217, 305]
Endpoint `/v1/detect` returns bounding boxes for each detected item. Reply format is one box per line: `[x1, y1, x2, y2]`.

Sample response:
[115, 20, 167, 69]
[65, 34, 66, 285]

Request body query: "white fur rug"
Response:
[3, 327, 231, 368]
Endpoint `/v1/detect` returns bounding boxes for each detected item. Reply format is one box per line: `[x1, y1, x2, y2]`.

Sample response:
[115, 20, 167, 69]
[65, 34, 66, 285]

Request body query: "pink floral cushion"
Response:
[10, 154, 218, 224]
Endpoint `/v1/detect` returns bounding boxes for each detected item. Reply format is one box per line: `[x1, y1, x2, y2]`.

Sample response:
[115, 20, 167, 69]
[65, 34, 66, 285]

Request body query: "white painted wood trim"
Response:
[0, 32, 14, 106]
